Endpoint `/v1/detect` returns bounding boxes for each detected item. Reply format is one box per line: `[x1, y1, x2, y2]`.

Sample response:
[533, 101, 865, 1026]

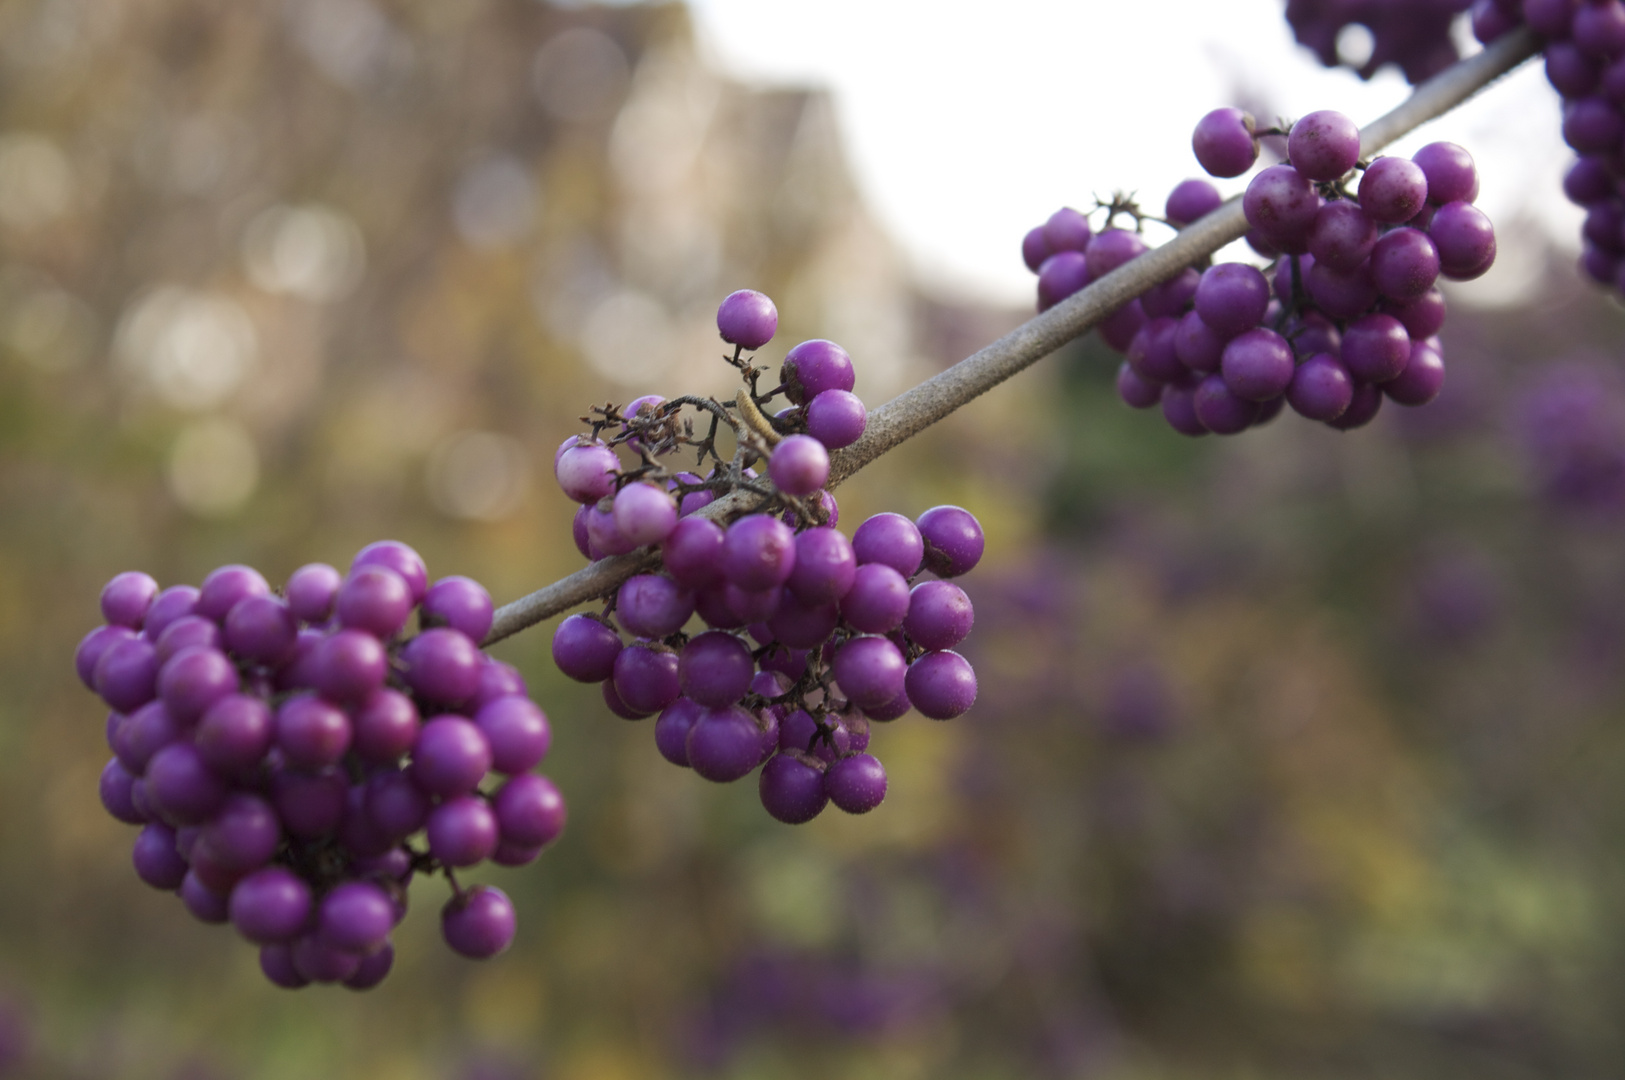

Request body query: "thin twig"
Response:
[484, 28, 1540, 647]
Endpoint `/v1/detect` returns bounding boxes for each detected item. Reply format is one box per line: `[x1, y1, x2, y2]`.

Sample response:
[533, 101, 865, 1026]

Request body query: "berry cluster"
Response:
[75, 542, 565, 990]
[551, 291, 983, 824]
[1517, 0, 1625, 294]
[1023, 108, 1495, 435]
[1286, 0, 1476, 84]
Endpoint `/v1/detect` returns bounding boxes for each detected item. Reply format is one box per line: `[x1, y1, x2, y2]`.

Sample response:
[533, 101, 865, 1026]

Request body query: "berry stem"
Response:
[483, 26, 1539, 648]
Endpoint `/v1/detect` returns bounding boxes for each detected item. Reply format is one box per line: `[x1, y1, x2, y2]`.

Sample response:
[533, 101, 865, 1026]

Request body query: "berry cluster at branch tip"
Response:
[552, 289, 983, 824]
[1023, 107, 1495, 435]
[77, 542, 565, 990]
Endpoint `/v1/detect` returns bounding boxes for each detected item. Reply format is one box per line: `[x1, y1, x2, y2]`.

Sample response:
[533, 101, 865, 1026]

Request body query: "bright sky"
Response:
[684, 0, 1570, 307]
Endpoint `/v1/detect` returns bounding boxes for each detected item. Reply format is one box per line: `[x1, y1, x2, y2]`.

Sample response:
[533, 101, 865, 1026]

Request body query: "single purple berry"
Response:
[1308, 201, 1379, 272]
[805, 389, 867, 449]
[1042, 206, 1093, 253]
[142, 584, 200, 643]
[686, 705, 766, 782]
[421, 576, 494, 643]
[613, 482, 678, 547]
[1194, 263, 1270, 337]
[285, 563, 342, 623]
[1243, 165, 1320, 252]
[1021, 225, 1051, 273]
[1193, 374, 1261, 436]
[1287, 353, 1355, 421]
[1384, 340, 1446, 406]
[493, 773, 566, 848]
[442, 885, 516, 959]
[611, 641, 681, 714]
[840, 563, 911, 634]
[1036, 251, 1090, 311]
[767, 591, 839, 648]
[722, 514, 797, 591]
[833, 636, 907, 710]
[1429, 201, 1497, 280]
[200, 792, 280, 873]
[655, 697, 704, 765]
[1306, 258, 1378, 319]
[787, 527, 856, 605]
[229, 867, 312, 944]
[552, 614, 624, 683]
[555, 442, 620, 505]
[195, 694, 274, 777]
[101, 571, 160, 629]
[223, 595, 297, 665]
[905, 650, 978, 720]
[196, 565, 270, 622]
[679, 631, 755, 707]
[824, 753, 887, 814]
[1192, 107, 1259, 178]
[1359, 156, 1429, 224]
[759, 753, 828, 824]
[781, 339, 855, 404]
[1165, 179, 1223, 226]
[852, 512, 924, 578]
[474, 695, 551, 774]
[1412, 142, 1479, 206]
[769, 435, 830, 497]
[1126, 317, 1186, 383]
[1288, 110, 1360, 181]
[132, 822, 189, 889]
[411, 716, 492, 797]
[662, 516, 726, 592]
[1221, 328, 1295, 402]
[401, 627, 482, 705]
[904, 581, 973, 651]
[1341, 314, 1413, 384]
[427, 795, 499, 867]
[1084, 228, 1149, 281]
[95, 636, 161, 713]
[1369, 228, 1441, 303]
[276, 694, 352, 770]
[1117, 362, 1164, 409]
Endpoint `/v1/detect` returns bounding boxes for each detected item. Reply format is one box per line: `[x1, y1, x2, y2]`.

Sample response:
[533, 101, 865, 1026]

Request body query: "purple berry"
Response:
[805, 389, 867, 449]
[1243, 165, 1320, 252]
[95, 636, 161, 713]
[336, 566, 414, 639]
[1021, 226, 1051, 273]
[319, 881, 394, 954]
[223, 595, 297, 665]
[284, 563, 342, 623]
[1341, 314, 1413, 384]
[1194, 263, 1270, 337]
[1084, 228, 1149, 281]
[787, 527, 857, 605]
[556, 442, 620, 505]
[1412, 142, 1478, 206]
[474, 695, 551, 774]
[421, 576, 494, 643]
[1287, 353, 1355, 421]
[196, 565, 270, 622]
[313, 629, 387, 704]
[662, 516, 726, 592]
[1117, 362, 1164, 409]
[195, 694, 274, 777]
[769, 435, 830, 497]
[722, 514, 797, 591]
[1220, 328, 1294, 402]
[1165, 179, 1223, 226]
[132, 822, 189, 889]
[1308, 201, 1380, 272]
[1042, 206, 1093, 253]
[832, 636, 907, 710]
[493, 773, 566, 848]
[611, 641, 681, 714]
[230, 867, 312, 944]
[1429, 201, 1497, 280]
[824, 753, 887, 814]
[1359, 156, 1429, 224]
[427, 795, 499, 866]
[840, 563, 911, 634]
[613, 482, 678, 547]
[200, 792, 280, 872]
[1385, 340, 1446, 406]
[552, 614, 624, 683]
[411, 716, 492, 797]
[400, 627, 482, 705]
[852, 512, 924, 578]
[1192, 107, 1259, 178]
[352, 540, 428, 603]
[678, 631, 755, 707]
[1330, 382, 1385, 431]
[686, 705, 765, 782]
[142, 584, 200, 643]
[1037, 252, 1090, 311]
[716, 289, 778, 350]
[655, 698, 705, 765]
[272, 768, 348, 838]
[276, 694, 352, 770]
[1369, 227, 1441, 302]
[1193, 374, 1261, 436]
[442, 885, 516, 959]
[759, 753, 829, 824]
[101, 571, 159, 629]
[781, 339, 855, 404]
[1127, 317, 1185, 383]
[905, 650, 978, 720]
[1288, 110, 1360, 181]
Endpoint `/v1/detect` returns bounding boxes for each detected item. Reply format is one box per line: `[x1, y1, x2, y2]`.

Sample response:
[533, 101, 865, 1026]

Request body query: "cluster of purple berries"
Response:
[550, 290, 983, 824]
[1286, 0, 1476, 83]
[1024, 108, 1495, 435]
[75, 542, 565, 990]
[1509, 0, 1625, 294]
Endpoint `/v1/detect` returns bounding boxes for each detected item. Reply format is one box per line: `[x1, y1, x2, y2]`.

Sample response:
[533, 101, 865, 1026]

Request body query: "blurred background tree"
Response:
[2, 1, 1623, 1077]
